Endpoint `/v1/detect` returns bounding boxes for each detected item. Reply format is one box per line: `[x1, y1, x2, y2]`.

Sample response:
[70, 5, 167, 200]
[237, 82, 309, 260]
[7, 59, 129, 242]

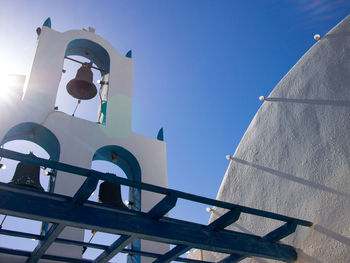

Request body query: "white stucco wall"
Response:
[190, 15, 350, 263]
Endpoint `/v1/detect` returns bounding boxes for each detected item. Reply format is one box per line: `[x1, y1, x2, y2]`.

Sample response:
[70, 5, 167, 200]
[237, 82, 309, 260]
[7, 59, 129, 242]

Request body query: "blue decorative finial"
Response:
[125, 50, 132, 58]
[42, 17, 51, 28]
[157, 128, 164, 141]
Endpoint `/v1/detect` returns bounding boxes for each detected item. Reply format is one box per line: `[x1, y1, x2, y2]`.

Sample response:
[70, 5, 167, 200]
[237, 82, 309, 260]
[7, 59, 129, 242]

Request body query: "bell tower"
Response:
[0, 18, 168, 263]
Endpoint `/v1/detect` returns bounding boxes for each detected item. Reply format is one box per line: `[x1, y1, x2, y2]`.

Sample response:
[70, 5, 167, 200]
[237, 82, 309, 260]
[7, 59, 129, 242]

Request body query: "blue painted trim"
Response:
[1, 122, 61, 162]
[42, 17, 51, 28]
[65, 39, 110, 73]
[157, 128, 164, 141]
[125, 50, 132, 58]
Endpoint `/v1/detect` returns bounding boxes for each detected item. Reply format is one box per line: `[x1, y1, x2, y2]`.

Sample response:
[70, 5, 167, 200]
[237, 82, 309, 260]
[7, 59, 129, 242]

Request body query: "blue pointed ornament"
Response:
[125, 50, 132, 58]
[157, 128, 164, 141]
[42, 17, 51, 28]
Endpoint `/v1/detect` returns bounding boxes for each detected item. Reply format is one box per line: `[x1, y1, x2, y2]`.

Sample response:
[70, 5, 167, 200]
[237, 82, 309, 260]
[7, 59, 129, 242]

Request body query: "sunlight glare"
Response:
[0, 60, 22, 100]
[0, 72, 10, 99]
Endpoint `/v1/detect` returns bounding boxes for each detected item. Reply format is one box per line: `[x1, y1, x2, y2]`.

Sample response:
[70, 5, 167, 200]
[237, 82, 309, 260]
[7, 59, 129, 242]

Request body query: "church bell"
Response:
[98, 182, 127, 209]
[9, 161, 44, 191]
[66, 63, 97, 100]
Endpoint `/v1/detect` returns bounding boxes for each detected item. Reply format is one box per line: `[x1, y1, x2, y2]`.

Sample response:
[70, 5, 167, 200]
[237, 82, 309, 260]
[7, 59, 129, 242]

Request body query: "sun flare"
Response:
[0, 72, 11, 99]
[0, 61, 26, 101]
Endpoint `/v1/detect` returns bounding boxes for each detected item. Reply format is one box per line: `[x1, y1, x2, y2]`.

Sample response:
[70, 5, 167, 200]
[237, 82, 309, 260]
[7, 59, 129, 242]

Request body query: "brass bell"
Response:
[9, 161, 44, 191]
[98, 182, 127, 209]
[66, 63, 97, 100]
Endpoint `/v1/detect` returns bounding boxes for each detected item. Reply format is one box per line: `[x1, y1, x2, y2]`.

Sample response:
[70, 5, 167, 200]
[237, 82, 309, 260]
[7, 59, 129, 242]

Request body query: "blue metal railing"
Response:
[0, 148, 312, 263]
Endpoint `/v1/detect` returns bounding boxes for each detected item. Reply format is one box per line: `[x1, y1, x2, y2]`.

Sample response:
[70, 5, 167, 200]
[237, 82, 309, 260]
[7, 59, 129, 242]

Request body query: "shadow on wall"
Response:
[313, 224, 350, 247]
[212, 210, 342, 263]
[229, 158, 350, 248]
[264, 98, 350, 107]
[231, 158, 350, 199]
[295, 249, 322, 263]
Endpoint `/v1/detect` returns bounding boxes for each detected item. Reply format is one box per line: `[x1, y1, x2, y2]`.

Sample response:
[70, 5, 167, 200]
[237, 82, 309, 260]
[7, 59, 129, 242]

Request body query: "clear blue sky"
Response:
[0, 1, 349, 262]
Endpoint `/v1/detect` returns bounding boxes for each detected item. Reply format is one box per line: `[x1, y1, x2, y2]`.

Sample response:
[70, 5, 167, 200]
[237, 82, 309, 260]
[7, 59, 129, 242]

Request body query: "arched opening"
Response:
[93, 145, 141, 212]
[55, 39, 110, 124]
[0, 123, 61, 252]
[1, 122, 60, 193]
[82, 161, 129, 262]
[82, 146, 141, 263]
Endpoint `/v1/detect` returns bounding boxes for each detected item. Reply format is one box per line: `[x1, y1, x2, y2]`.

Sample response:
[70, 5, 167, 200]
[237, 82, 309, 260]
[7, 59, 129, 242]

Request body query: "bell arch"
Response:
[92, 145, 141, 211]
[92, 145, 141, 263]
[58, 38, 111, 124]
[1, 122, 60, 192]
[65, 39, 110, 73]
[0, 122, 61, 237]
[1, 122, 60, 162]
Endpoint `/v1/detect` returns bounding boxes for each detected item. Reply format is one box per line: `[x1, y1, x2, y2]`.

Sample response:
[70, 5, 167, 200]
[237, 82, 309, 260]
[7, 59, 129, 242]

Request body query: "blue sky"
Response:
[0, 0, 350, 262]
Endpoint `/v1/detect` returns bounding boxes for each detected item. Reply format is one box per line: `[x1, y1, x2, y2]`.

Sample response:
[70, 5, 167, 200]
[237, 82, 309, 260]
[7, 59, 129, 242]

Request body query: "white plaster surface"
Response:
[0, 24, 168, 262]
[189, 15, 350, 263]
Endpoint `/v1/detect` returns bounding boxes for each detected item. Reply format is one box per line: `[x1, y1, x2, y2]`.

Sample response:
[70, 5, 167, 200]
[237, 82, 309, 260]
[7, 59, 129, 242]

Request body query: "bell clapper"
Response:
[0, 147, 6, 170]
[82, 230, 97, 254]
[0, 215, 7, 229]
[89, 230, 96, 242]
[72, 100, 81, 116]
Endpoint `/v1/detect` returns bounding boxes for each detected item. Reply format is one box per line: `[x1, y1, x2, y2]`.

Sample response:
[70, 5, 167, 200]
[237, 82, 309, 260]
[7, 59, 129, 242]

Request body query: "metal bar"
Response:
[0, 184, 297, 261]
[26, 177, 98, 263]
[94, 193, 178, 263]
[146, 192, 177, 220]
[264, 222, 297, 242]
[26, 223, 66, 263]
[219, 222, 298, 263]
[0, 246, 93, 263]
[0, 184, 212, 236]
[218, 254, 245, 263]
[0, 228, 41, 240]
[205, 208, 241, 232]
[0, 215, 7, 227]
[94, 235, 133, 263]
[154, 208, 241, 263]
[64, 56, 106, 72]
[0, 148, 312, 227]
[0, 229, 212, 263]
[153, 245, 189, 263]
[72, 175, 99, 205]
[0, 228, 109, 250]
[124, 248, 213, 263]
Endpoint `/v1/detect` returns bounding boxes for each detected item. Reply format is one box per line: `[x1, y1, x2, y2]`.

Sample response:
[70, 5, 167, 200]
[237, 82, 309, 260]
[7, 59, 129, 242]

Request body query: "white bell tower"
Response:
[0, 18, 168, 263]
